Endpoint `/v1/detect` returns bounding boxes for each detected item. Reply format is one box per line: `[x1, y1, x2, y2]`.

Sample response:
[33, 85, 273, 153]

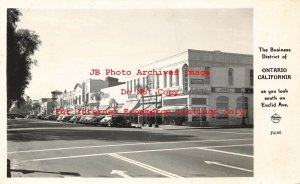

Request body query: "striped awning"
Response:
[158, 106, 187, 112]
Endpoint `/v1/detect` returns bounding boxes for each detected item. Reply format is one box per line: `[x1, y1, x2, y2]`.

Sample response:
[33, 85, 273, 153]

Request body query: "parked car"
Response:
[43, 115, 52, 120]
[7, 114, 16, 119]
[68, 115, 78, 123]
[37, 114, 45, 119]
[73, 115, 83, 124]
[109, 115, 131, 127]
[44, 114, 59, 121]
[40, 114, 48, 120]
[77, 115, 87, 124]
[84, 115, 97, 125]
[56, 115, 64, 122]
[99, 115, 112, 126]
[16, 114, 26, 118]
[62, 115, 73, 122]
[51, 115, 59, 120]
[26, 115, 36, 119]
[93, 115, 105, 125]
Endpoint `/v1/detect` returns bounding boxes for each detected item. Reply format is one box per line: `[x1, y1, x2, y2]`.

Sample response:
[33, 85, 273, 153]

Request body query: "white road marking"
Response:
[205, 161, 253, 173]
[198, 148, 253, 158]
[8, 127, 77, 131]
[110, 170, 132, 178]
[185, 130, 253, 135]
[21, 144, 253, 162]
[109, 154, 182, 178]
[8, 138, 252, 154]
[201, 144, 253, 149]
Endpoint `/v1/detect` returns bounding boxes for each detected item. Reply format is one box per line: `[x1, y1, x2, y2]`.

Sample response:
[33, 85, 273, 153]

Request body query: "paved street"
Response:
[7, 119, 253, 178]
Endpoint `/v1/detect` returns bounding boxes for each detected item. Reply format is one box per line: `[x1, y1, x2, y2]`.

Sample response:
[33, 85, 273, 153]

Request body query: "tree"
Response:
[7, 9, 42, 112]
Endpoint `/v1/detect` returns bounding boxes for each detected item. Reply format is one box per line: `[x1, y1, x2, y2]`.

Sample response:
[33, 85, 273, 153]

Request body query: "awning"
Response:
[118, 101, 131, 113]
[118, 100, 140, 113]
[98, 105, 110, 111]
[158, 106, 187, 112]
[128, 100, 139, 111]
[146, 104, 158, 110]
[135, 104, 151, 111]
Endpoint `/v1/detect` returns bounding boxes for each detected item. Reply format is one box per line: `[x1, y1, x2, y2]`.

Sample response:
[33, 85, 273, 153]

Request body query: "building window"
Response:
[130, 80, 132, 91]
[137, 78, 141, 88]
[150, 76, 155, 89]
[237, 96, 249, 117]
[146, 76, 150, 88]
[169, 73, 173, 87]
[127, 81, 129, 90]
[191, 98, 206, 105]
[156, 75, 160, 89]
[205, 66, 210, 84]
[143, 77, 145, 88]
[216, 96, 229, 119]
[134, 79, 136, 91]
[164, 75, 167, 88]
[163, 98, 188, 106]
[228, 68, 233, 85]
[250, 69, 253, 86]
[175, 69, 179, 86]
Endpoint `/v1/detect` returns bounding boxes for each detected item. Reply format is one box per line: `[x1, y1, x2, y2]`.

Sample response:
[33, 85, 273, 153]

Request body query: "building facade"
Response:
[123, 49, 253, 127]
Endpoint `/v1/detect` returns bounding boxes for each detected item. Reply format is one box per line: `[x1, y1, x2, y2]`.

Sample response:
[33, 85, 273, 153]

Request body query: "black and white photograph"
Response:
[6, 8, 254, 178]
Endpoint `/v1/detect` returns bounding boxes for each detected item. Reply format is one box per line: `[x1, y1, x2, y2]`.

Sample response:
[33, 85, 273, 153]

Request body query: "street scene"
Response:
[8, 118, 253, 177]
[7, 9, 253, 178]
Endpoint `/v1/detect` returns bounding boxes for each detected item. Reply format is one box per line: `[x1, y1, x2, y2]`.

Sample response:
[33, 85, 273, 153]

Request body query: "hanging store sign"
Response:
[189, 88, 210, 95]
[191, 79, 204, 84]
[211, 87, 253, 94]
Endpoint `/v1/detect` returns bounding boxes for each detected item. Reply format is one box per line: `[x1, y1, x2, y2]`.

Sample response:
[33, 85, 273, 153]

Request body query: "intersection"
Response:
[8, 119, 253, 178]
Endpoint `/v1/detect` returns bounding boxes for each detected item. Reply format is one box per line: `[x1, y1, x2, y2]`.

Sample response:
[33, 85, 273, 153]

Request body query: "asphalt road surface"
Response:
[7, 119, 253, 178]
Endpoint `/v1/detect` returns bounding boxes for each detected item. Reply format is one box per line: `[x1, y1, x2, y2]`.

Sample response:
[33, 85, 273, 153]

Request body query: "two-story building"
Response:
[123, 49, 253, 127]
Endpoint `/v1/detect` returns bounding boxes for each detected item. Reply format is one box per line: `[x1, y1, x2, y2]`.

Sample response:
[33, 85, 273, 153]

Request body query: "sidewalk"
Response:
[132, 123, 220, 130]
[132, 123, 253, 130]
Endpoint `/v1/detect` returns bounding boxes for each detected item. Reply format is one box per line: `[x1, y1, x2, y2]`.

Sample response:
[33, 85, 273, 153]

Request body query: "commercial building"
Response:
[51, 77, 124, 113]
[123, 49, 253, 127]
[48, 49, 253, 127]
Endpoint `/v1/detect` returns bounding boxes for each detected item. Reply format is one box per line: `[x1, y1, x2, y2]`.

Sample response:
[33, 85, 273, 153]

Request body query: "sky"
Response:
[16, 9, 253, 100]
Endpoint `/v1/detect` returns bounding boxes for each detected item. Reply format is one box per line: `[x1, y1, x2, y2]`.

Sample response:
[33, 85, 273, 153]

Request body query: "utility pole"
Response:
[154, 92, 159, 128]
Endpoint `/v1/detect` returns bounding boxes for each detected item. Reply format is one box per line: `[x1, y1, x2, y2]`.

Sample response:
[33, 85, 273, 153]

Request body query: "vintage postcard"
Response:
[0, 0, 299, 184]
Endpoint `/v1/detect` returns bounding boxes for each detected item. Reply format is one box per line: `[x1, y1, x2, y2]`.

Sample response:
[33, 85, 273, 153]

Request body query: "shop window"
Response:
[192, 107, 207, 122]
[216, 96, 229, 119]
[146, 76, 150, 88]
[237, 96, 249, 117]
[192, 98, 206, 105]
[137, 78, 140, 88]
[228, 68, 234, 85]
